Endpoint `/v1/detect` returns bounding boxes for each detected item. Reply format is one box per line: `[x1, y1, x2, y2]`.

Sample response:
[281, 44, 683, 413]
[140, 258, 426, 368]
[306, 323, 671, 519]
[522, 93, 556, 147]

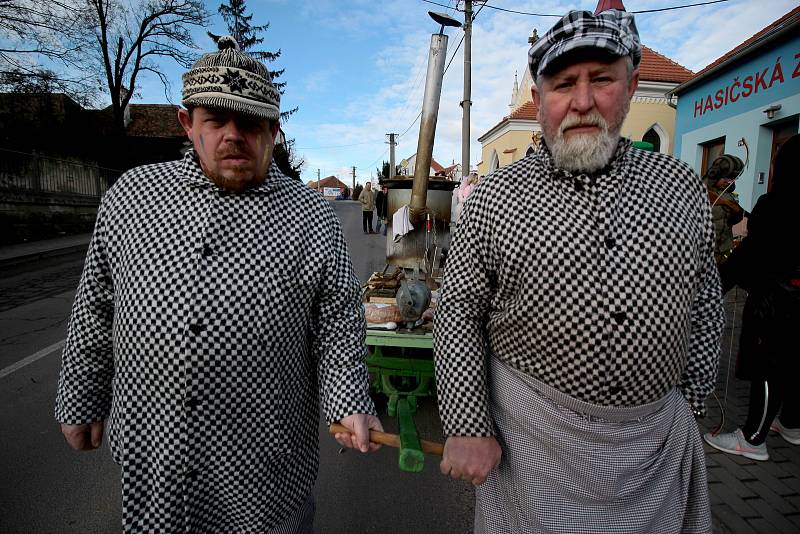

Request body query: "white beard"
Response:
[543, 103, 629, 174]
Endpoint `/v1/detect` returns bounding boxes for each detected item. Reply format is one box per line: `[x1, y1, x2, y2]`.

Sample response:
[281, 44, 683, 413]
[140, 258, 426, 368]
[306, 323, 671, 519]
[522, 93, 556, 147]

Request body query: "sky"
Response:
[135, 0, 799, 184]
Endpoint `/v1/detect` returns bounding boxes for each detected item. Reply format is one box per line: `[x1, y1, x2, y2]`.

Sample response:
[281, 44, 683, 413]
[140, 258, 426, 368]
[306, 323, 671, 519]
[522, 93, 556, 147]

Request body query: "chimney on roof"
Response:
[594, 0, 626, 15]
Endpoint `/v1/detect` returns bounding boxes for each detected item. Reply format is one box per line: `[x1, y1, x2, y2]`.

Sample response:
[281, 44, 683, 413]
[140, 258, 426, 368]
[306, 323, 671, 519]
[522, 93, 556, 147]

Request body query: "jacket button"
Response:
[573, 178, 584, 192]
[185, 397, 201, 408]
[612, 311, 626, 324]
[200, 244, 213, 257]
[188, 323, 205, 334]
[185, 468, 198, 480]
[609, 386, 625, 396]
[604, 237, 616, 249]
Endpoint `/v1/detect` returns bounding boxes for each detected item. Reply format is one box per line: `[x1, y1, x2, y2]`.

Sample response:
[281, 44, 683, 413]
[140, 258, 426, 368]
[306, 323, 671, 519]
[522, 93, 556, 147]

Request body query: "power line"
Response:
[298, 4, 462, 157]
[421, 0, 731, 17]
[296, 140, 384, 150]
[399, 111, 423, 139]
[359, 147, 390, 172]
[398, 1, 488, 139]
[398, 24, 464, 139]
[392, 1, 461, 128]
[628, 0, 731, 14]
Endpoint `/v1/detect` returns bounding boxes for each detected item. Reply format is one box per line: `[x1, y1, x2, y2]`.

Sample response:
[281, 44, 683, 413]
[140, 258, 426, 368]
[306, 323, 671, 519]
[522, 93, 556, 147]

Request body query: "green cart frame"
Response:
[366, 329, 437, 472]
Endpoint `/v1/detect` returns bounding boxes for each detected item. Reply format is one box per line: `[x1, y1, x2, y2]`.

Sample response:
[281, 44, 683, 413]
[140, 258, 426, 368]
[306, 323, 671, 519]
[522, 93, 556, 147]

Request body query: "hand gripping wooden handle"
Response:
[329, 423, 444, 457]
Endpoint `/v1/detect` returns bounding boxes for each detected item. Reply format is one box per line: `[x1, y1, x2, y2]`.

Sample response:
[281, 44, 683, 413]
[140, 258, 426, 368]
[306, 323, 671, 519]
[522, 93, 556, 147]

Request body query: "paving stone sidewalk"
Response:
[701, 289, 800, 534]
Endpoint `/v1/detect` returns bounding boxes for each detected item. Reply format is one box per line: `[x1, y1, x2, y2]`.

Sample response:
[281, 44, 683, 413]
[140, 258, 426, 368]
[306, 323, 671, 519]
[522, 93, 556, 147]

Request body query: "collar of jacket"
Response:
[539, 137, 632, 184]
[179, 149, 283, 194]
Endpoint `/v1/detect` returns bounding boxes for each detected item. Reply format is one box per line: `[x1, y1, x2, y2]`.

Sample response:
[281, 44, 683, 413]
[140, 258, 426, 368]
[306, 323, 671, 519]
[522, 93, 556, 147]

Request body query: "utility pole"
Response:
[352, 166, 357, 191]
[461, 0, 473, 178]
[317, 168, 320, 192]
[386, 133, 398, 179]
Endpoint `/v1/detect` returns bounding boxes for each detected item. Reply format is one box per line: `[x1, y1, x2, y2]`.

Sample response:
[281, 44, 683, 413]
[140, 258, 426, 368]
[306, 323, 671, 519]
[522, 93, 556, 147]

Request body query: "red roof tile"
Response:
[691, 6, 800, 80]
[508, 100, 539, 120]
[639, 46, 694, 83]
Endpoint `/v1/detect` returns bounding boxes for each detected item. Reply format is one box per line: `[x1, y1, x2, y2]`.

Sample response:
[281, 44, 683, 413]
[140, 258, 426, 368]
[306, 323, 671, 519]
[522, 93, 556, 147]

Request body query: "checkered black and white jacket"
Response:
[55, 151, 375, 532]
[434, 139, 724, 437]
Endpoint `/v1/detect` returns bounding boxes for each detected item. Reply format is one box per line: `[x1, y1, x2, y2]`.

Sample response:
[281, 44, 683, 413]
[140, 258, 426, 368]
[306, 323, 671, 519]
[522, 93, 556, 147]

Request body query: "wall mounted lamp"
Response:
[763, 104, 782, 120]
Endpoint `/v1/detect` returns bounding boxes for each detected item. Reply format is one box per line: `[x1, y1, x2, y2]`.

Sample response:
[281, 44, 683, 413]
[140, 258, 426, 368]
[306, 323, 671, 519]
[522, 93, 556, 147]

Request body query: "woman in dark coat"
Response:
[704, 134, 800, 461]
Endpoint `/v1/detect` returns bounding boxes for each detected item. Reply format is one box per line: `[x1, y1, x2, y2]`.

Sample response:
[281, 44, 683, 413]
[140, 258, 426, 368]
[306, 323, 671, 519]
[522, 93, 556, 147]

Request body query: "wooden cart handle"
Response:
[329, 423, 444, 457]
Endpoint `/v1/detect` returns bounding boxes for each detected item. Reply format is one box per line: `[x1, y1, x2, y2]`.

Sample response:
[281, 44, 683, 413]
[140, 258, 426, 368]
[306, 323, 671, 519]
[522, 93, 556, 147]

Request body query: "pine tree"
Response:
[217, 0, 297, 121]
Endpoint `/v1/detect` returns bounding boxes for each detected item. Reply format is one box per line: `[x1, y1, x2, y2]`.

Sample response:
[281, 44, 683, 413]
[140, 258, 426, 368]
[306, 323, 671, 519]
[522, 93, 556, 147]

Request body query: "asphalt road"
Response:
[0, 199, 474, 534]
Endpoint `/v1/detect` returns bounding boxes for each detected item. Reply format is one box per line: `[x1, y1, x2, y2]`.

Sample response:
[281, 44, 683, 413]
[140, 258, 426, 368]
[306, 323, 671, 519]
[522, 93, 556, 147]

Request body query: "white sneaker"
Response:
[703, 428, 769, 461]
[770, 419, 800, 445]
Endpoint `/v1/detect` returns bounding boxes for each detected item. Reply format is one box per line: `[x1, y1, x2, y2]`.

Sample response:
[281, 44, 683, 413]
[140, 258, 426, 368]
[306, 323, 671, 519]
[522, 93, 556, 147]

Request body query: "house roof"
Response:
[404, 152, 445, 173]
[672, 6, 800, 95]
[639, 46, 694, 84]
[438, 162, 459, 176]
[307, 175, 348, 190]
[509, 100, 540, 120]
[594, 2, 693, 83]
[127, 104, 184, 138]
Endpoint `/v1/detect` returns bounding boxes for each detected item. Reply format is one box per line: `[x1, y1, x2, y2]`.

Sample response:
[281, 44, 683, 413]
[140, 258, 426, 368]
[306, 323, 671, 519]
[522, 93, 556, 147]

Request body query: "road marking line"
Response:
[0, 339, 65, 379]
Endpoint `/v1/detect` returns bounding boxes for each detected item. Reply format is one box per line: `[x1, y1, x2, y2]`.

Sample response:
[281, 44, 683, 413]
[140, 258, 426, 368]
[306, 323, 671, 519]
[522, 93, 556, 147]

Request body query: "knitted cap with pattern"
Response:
[182, 36, 280, 121]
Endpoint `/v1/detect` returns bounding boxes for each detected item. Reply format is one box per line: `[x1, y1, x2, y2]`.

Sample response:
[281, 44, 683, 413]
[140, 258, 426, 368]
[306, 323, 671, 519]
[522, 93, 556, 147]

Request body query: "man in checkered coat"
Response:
[434, 9, 723, 534]
[55, 36, 381, 533]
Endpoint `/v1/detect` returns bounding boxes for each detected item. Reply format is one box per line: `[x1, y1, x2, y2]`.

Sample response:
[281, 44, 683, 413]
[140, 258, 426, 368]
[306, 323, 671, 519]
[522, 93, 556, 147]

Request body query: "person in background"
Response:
[433, 9, 722, 534]
[704, 134, 800, 461]
[359, 181, 376, 234]
[375, 183, 389, 236]
[705, 154, 745, 265]
[55, 35, 381, 533]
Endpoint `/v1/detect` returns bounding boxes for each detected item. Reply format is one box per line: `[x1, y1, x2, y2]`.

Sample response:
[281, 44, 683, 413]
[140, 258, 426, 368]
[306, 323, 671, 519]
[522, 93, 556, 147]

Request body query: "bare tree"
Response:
[0, 0, 95, 101]
[80, 0, 210, 135]
[1, 0, 210, 132]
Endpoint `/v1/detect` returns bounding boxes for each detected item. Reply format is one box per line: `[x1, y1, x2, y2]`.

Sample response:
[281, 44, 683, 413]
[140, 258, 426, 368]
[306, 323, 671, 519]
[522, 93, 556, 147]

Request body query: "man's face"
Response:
[532, 55, 638, 173]
[365, 182, 372, 190]
[177, 106, 280, 192]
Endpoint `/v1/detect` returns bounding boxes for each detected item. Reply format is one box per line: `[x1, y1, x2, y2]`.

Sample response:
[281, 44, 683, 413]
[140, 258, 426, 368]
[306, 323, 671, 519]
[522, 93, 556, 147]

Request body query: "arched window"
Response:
[642, 128, 661, 153]
[642, 123, 669, 154]
[489, 150, 500, 172]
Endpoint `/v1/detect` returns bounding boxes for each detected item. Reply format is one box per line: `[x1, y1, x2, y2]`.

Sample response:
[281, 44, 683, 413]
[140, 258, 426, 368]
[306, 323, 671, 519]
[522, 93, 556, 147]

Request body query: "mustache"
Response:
[216, 145, 253, 159]
[558, 112, 608, 135]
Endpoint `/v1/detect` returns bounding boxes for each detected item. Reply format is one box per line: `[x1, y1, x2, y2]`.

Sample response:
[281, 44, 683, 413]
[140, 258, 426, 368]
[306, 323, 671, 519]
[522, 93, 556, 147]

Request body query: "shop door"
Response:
[768, 118, 799, 191]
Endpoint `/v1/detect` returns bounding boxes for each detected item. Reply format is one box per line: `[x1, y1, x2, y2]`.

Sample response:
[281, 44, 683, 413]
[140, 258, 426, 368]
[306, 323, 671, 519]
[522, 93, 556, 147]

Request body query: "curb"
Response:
[0, 243, 89, 269]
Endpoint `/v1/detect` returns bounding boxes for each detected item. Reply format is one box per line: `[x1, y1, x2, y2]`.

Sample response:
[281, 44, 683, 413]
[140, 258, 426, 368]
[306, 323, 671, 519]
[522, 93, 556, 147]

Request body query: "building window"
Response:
[489, 150, 499, 172]
[642, 128, 661, 153]
[701, 137, 726, 177]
